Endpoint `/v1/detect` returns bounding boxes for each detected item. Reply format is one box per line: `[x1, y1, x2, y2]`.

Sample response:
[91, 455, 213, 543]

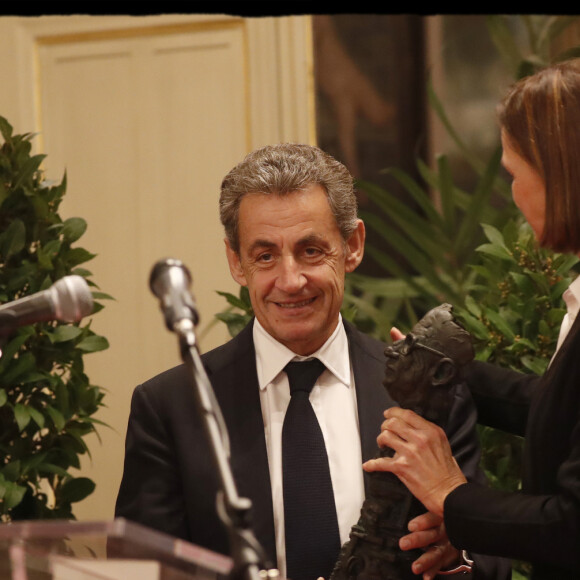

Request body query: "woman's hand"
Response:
[362, 407, 467, 516]
[400, 512, 459, 579]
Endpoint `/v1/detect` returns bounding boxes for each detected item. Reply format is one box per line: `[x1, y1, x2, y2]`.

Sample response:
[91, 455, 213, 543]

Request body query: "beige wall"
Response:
[0, 14, 315, 522]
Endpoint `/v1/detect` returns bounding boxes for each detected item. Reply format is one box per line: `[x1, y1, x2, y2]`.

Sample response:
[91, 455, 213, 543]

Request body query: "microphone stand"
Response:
[171, 318, 277, 580]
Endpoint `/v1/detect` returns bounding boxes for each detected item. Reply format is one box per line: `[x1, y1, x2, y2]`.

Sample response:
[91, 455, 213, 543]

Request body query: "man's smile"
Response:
[274, 297, 317, 309]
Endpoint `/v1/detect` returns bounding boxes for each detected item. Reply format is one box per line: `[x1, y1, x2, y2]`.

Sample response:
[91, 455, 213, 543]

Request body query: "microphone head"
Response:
[149, 258, 199, 330]
[149, 258, 192, 298]
[50, 275, 94, 322]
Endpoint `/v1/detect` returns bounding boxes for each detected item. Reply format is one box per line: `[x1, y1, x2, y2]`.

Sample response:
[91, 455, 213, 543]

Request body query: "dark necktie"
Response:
[282, 358, 341, 580]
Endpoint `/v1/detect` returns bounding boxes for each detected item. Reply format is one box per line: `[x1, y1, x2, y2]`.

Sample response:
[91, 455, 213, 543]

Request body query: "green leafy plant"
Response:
[459, 220, 577, 373]
[349, 144, 518, 340]
[0, 116, 111, 521]
[215, 286, 253, 338]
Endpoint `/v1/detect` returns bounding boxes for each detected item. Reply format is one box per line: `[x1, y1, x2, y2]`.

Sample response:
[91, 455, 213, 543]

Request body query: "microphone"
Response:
[0, 275, 94, 332]
[149, 258, 199, 332]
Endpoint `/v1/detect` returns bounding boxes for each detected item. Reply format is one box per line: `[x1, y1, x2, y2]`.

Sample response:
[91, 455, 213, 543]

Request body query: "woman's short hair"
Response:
[498, 58, 580, 253]
[219, 143, 358, 253]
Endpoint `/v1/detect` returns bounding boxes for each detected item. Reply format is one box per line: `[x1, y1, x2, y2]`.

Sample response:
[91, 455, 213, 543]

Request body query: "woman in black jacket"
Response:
[364, 59, 580, 580]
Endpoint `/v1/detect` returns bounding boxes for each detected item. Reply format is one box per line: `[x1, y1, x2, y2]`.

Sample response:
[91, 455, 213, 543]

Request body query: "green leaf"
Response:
[513, 337, 536, 351]
[2, 461, 21, 481]
[76, 335, 109, 353]
[554, 254, 580, 276]
[20, 154, 46, 187]
[91, 291, 114, 301]
[509, 272, 535, 295]
[484, 308, 516, 341]
[71, 267, 93, 277]
[0, 389, 7, 406]
[215, 312, 252, 338]
[58, 477, 95, 503]
[1, 219, 26, 259]
[521, 355, 549, 375]
[36, 463, 70, 477]
[2, 352, 36, 383]
[13, 404, 31, 431]
[46, 406, 66, 431]
[216, 290, 252, 312]
[481, 223, 507, 247]
[456, 312, 490, 341]
[0, 115, 13, 140]
[20, 452, 48, 475]
[462, 296, 482, 319]
[476, 243, 514, 262]
[215, 311, 248, 324]
[28, 406, 45, 429]
[65, 247, 96, 267]
[3, 480, 27, 510]
[436, 154, 456, 234]
[49, 325, 84, 343]
[61, 217, 87, 243]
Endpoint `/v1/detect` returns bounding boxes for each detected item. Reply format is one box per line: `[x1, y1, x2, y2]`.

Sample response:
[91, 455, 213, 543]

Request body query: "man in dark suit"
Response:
[115, 144, 509, 579]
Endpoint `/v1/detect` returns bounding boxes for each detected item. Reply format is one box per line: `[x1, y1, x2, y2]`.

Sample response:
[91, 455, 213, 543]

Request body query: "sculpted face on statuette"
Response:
[382, 303, 474, 425]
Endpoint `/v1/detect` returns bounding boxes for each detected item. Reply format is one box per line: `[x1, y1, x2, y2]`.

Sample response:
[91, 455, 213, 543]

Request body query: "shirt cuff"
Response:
[437, 550, 474, 575]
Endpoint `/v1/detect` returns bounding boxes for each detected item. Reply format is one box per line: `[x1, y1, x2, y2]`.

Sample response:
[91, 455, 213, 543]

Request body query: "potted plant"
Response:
[0, 116, 110, 521]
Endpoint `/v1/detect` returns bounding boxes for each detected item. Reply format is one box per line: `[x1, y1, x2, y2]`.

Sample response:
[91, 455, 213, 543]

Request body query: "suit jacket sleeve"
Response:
[445, 475, 580, 574]
[114, 378, 191, 541]
[444, 345, 580, 575]
[444, 380, 487, 486]
[465, 360, 539, 436]
[114, 365, 236, 557]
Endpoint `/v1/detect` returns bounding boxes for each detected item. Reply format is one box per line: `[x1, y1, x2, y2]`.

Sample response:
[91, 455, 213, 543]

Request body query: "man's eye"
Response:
[304, 247, 322, 257]
[257, 253, 273, 262]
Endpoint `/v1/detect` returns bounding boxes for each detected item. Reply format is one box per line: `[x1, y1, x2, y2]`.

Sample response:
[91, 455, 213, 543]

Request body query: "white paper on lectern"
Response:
[51, 556, 160, 580]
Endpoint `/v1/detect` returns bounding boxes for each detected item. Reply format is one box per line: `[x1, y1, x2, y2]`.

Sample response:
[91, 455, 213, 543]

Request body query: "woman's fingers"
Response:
[363, 407, 467, 516]
[390, 327, 405, 341]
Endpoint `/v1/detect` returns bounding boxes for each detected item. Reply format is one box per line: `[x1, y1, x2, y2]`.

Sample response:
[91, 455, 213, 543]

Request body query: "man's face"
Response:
[225, 184, 364, 356]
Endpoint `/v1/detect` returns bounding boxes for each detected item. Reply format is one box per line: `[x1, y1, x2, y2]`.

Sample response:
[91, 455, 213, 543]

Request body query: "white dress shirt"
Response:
[253, 316, 365, 577]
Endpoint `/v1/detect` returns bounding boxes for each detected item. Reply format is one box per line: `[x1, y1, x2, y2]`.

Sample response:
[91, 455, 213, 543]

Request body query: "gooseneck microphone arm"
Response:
[149, 259, 275, 580]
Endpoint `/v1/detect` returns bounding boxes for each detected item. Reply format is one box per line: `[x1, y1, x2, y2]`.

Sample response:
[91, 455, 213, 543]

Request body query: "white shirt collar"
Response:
[563, 274, 580, 322]
[253, 315, 351, 390]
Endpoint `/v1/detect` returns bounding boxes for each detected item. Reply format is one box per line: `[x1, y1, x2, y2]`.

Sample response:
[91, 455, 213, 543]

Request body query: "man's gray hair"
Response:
[219, 143, 359, 253]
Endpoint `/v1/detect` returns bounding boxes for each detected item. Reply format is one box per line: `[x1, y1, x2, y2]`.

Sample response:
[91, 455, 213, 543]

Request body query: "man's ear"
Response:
[345, 219, 365, 273]
[225, 239, 247, 286]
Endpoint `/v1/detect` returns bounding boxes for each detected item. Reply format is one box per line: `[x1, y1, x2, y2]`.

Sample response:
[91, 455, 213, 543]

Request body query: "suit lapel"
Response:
[345, 322, 392, 463]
